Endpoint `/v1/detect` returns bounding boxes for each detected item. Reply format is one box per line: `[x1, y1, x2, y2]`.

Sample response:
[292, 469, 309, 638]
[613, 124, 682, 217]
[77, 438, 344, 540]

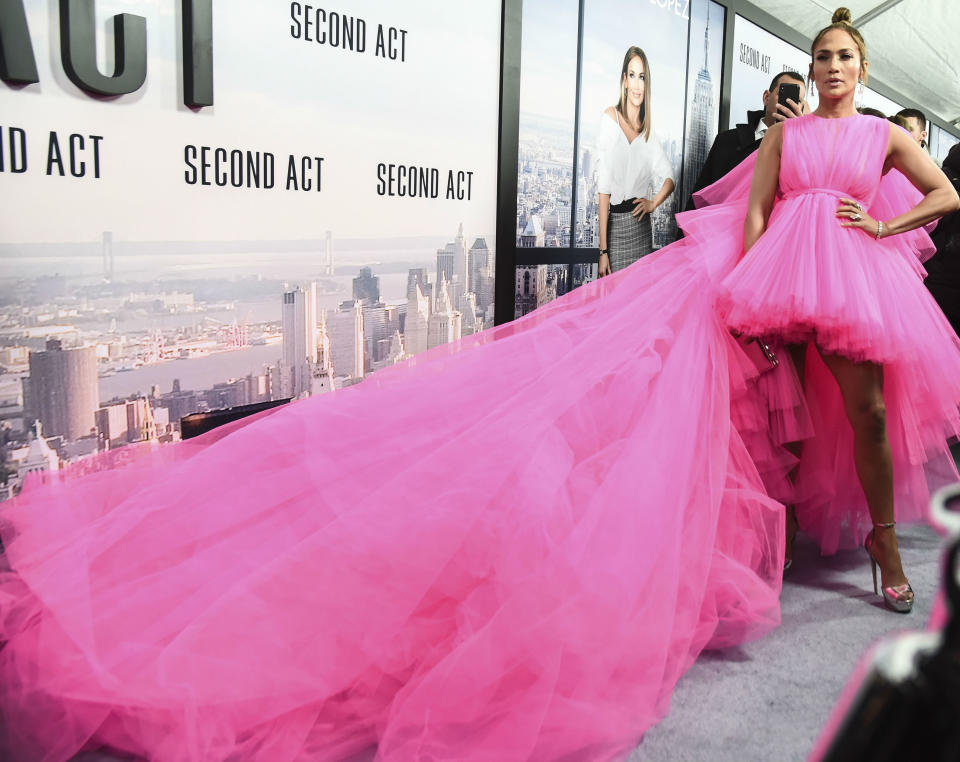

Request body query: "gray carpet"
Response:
[631, 521, 948, 761]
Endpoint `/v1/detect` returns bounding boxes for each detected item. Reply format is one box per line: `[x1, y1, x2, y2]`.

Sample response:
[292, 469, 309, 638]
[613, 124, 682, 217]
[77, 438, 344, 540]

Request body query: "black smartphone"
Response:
[778, 82, 801, 110]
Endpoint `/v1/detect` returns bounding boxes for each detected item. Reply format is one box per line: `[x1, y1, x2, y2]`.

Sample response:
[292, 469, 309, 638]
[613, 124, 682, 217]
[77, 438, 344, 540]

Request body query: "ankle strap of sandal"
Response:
[874, 521, 896, 529]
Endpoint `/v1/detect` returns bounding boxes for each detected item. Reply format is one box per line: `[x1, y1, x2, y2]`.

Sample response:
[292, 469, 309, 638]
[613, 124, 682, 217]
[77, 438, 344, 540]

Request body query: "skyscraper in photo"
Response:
[404, 284, 430, 357]
[323, 230, 335, 275]
[281, 283, 318, 398]
[514, 265, 547, 319]
[519, 216, 545, 247]
[581, 148, 593, 185]
[428, 279, 462, 349]
[18, 421, 60, 484]
[352, 267, 380, 305]
[25, 339, 99, 441]
[460, 292, 480, 336]
[362, 302, 388, 366]
[453, 223, 468, 291]
[683, 5, 716, 200]
[311, 315, 335, 395]
[469, 237, 493, 313]
[436, 246, 454, 290]
[385, 331, 405, 365]
[328, 301, 365, 380]
[406, 268, 429, 302]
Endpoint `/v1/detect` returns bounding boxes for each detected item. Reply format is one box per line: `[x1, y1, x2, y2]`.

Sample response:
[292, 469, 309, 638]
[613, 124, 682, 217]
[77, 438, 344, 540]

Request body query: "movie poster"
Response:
[0, 0, 501, 499]
[514, 0, 726, 319]
[575, 0, 690, 249]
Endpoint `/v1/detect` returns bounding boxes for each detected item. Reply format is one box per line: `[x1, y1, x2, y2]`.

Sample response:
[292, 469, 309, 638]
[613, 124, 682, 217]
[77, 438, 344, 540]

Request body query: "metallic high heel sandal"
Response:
[863, 521, 914, 613]
[783, 505, 799, 575]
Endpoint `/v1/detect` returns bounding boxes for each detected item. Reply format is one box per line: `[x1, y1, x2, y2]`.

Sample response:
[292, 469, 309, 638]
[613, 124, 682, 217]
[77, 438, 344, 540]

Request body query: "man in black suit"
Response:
[926, 142, 960, 336]
[685, 70, 806, 210]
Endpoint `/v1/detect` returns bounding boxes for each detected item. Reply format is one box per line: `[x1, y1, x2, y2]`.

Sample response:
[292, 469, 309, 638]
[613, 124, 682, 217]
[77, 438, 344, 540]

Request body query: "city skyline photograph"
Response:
[0, 221, 496, 502]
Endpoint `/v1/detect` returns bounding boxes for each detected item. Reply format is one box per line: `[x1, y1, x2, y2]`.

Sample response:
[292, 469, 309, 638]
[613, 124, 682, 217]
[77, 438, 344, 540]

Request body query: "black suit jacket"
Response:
[685, 110, 765, 211]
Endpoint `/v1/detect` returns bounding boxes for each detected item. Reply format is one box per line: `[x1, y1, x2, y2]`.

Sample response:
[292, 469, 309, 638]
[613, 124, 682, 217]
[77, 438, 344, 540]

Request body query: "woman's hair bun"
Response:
[832, 7, 853, 24]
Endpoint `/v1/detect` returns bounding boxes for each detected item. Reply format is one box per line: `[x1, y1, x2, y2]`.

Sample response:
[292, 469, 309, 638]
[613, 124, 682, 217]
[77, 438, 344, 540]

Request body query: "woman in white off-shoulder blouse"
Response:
[596, 46, 675, 275]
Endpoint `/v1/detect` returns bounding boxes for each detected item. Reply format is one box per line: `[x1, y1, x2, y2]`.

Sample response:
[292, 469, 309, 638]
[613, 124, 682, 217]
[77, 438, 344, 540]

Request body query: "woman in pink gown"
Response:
[1, 8, 958, 762]
[719, 8, 960, 609]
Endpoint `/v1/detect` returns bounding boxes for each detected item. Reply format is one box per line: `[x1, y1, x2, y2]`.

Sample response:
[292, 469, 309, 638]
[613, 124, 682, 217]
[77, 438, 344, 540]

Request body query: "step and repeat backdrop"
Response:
[729, 14, 903, 125]
[0, 1, 501, 496]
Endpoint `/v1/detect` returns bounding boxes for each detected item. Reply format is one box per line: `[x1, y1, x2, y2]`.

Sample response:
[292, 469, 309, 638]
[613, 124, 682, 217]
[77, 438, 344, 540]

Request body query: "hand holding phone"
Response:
[775, 82, 803, 121]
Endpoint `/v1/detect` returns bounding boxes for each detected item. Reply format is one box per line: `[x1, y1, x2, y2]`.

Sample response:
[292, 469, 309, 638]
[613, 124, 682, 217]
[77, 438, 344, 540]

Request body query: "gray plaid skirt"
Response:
[608, 210, 653, 272]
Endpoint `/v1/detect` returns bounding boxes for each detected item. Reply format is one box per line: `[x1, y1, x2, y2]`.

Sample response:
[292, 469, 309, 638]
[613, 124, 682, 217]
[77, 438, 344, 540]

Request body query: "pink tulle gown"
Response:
[718, 113, 960, 552]
[0, 113, 956, 762]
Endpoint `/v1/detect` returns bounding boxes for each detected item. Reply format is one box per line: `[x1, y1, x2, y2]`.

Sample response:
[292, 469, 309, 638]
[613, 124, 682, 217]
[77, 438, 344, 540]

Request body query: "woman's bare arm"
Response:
[742, 122, 783, 256]
[839, 124, 960, 239]
[882, 124, 960, 235]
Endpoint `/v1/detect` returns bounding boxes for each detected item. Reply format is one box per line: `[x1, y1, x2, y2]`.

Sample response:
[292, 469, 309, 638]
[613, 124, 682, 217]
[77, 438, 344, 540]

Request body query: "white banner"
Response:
[0, 0, 500, 242]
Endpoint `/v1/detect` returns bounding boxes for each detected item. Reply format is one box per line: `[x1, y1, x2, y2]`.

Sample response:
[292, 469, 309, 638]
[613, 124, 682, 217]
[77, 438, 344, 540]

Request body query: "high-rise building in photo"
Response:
[436, 246, 454, 290]
[16, 422, 60, 491]
[311, 315, 335, 395]
[581, 148, 593, 186]
[323, 230, 335, 275]
[452, 223, 468, 291]
[404, 284, 430, 357]
[406, 268, 429, 303]
[281, 283, 318, 398]
[519, 216, 545, 247]
[362, 302, 388, 367]
[428, 280, 462, 350]
[385, 331, 405, 365]
[469, 237, 490, 295]
[468, 237, 494, 319]
[328, 300, 365, 380]
[683, 5, 716, 201]
[514, 265, 547, 319]
[478, 272, 495, 318]
[383, 304, 401, 340]
[352, 267, 380, 305]
[460, 292, 480, 336]
[95, 397, 157, 450]
[24, 339, 99, 441]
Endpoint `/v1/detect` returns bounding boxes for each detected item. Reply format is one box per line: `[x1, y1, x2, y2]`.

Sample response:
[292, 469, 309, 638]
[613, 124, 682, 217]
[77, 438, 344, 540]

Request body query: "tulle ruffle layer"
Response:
[716, 192, 951, 364]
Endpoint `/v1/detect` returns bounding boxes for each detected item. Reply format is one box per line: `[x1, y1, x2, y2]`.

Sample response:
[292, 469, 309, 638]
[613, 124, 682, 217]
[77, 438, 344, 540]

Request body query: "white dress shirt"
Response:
[596, 112, 674, 205]
[754, 119, 770, 142]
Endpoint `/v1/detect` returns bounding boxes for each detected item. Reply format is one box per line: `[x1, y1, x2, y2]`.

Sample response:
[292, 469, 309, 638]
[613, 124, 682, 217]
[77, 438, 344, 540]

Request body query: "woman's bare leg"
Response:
[783, 343, 807, 567]
[816, 348, 909, 590]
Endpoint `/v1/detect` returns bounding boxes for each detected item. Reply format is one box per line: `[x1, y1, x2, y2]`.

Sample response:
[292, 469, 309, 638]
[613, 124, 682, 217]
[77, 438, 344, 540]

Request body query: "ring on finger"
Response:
[851, 212, 862, 221]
